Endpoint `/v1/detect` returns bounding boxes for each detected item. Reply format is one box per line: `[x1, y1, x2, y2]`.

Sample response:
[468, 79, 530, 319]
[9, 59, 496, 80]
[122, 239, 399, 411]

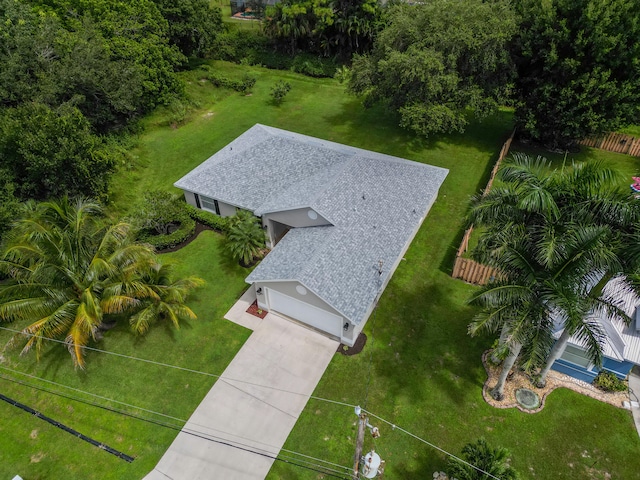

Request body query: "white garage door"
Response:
[267, 288, 343, 338]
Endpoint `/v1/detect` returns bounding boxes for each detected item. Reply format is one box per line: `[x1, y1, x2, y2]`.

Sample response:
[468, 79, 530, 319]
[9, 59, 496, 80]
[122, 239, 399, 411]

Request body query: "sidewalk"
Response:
[628, 367, 640, 438]
[144, 291, 339, 479]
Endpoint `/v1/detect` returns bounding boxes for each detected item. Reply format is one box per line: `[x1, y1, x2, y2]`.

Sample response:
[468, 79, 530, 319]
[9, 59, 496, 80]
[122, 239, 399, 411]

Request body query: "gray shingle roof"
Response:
[175, 124, 449, 325]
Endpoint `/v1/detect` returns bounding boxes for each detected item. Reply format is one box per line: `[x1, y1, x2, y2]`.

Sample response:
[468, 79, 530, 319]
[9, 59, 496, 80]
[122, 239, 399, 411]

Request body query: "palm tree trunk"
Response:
[537, 329, 572, 387]
[490, 324, 510, 363]
[491, 342, 522, 401]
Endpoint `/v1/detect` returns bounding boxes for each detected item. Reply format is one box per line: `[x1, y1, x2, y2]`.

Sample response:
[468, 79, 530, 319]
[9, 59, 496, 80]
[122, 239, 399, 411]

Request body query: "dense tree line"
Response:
[0, 0, 223, 238]
[344, 0, 640, 147]
[348, 0, 516, 137]
[263, 0, 381, 59]
[512, 0, 640, 148]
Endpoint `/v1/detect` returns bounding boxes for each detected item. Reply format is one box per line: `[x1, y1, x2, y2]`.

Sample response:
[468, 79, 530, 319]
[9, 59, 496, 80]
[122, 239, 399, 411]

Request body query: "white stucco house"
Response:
[174, 124, 448, 346]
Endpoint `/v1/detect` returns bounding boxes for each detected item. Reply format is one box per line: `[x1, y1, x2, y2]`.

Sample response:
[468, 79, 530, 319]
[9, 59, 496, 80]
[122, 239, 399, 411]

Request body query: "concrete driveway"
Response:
[144, 290, 339, 479]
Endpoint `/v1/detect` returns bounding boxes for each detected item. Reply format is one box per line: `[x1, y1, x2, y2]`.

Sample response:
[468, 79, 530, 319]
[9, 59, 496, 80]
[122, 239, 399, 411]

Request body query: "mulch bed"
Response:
[481, 350, 629, 413]
[157, 222, 214, 253]
[337, 333, 367, 356]
[246, 300, 268, 319]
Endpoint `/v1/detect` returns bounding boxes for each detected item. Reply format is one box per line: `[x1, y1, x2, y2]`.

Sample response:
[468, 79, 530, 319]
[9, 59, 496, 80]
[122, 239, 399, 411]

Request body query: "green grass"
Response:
[266, 134, 640, 478]
[3, 61, 640, 479]
[511, 141, 640, 182]
[0, 231, 251, 480]
[620, 125, 640, 137]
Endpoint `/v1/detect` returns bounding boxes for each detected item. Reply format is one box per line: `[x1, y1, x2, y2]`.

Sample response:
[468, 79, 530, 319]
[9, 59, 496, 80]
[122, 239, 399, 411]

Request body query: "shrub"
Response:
[209, 31, 338, 78]
[593, 371, 627, 393]
[130, 191, 189, 235]
[138, 216, 196, 250]
[167, 97, 189, 126]
[224, 209, 265, 267]
[270, 81, 291, 105]
[129, 191, 195, 250]
[208, 73, 257, 93]
[291, 54, 337, 77]
[185, 204, 230, 234]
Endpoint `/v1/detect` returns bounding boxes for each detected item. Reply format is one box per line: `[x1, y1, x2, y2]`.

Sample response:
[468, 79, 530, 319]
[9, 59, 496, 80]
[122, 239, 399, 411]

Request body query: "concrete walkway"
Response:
[629, 368, 640, 438]
[144, 290, 339, 480]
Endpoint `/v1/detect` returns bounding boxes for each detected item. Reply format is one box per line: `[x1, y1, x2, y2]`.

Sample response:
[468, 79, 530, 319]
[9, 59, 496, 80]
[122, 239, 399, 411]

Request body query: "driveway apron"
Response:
[144, 308, 339, 480]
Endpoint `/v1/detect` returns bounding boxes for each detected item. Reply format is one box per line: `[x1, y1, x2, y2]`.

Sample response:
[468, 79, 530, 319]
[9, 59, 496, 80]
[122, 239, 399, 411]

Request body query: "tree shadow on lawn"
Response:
[390, 449, 447, 480]
[321, 100, 513, 161]
[369, 281, 487, 408]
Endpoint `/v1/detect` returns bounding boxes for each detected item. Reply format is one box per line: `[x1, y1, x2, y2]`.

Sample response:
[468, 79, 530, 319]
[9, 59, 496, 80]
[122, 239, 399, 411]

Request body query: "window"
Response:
[562, 345, 591, 368]
[200, 195, 220, 215]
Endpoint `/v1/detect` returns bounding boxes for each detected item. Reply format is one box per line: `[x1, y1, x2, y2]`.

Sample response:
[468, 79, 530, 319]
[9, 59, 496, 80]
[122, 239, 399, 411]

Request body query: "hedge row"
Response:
[211, 30, 338, 78]
[138, 216, 196, 251]
[185, 204, 230, 234]
[136, 205, 231, 251]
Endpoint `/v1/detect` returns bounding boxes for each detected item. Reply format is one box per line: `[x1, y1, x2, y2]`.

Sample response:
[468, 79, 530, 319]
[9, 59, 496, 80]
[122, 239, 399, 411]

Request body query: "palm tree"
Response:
[447, 438, 519, 480]
[468, 153, 640, 396]
[0, 197, 202, 367]
[469, 223, 613, 399]
[126, 262, 204, 335]
[225, 210, 266, 267]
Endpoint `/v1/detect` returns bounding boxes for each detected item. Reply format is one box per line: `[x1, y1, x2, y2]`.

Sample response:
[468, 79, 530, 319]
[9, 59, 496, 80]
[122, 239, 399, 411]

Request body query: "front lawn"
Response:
[2, 61, 639, 480]
[0, 231, 251, 480]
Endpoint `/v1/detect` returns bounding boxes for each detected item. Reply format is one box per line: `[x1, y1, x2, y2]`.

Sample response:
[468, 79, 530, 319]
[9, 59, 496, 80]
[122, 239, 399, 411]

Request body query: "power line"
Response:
[1, 326, 506, 479]
[363, 409, 504, 480]
[0, 369, 353, 476]
[0, 372, 352, 479]
[0, 325, 355, 409]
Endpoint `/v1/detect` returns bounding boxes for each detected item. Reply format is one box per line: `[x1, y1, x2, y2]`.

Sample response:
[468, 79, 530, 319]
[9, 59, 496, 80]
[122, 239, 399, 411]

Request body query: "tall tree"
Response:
[151, 0, 224, 57]
[0, 198, 203, 368]
[263, 0, 380, 58]
[468, 154, 639, 398]
[348, 0, 516, 137]
[512, 0, 640, 148]
[0, 102, 118, 200]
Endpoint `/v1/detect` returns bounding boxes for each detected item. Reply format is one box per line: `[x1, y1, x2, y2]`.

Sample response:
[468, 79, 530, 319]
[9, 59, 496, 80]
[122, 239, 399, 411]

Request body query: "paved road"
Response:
[144, 306, 338, 480]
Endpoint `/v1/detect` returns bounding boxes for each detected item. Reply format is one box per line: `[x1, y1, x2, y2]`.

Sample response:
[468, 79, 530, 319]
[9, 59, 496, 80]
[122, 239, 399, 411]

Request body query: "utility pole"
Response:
[352, 406, 383, 479]
[353, 408, 367, 480]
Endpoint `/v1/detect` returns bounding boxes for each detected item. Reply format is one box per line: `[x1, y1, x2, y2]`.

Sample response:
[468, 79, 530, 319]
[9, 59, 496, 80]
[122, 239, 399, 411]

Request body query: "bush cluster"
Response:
[211, 31, 338, 78]
[270, 81, 291, 104]
[593, 371, 627, 393]
[138, 216, 196, 251]
[185, 204, 230, 234]
[208, 73, 257, 93]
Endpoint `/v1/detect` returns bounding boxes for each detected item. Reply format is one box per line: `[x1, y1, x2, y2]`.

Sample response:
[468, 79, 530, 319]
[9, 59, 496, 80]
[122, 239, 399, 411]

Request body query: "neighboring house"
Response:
[174, 124, 448, 346]
[552, 277, 640, 382]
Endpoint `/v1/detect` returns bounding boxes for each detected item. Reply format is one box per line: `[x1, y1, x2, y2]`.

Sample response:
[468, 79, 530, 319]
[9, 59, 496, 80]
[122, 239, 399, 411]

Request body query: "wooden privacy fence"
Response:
[579, 132, 640, 157]
[450, 130, 515, 285]
[451, 256, 499, 285]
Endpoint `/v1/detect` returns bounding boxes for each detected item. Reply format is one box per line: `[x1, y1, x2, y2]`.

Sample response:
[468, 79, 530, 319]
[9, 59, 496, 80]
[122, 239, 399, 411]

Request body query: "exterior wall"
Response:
[218, 201, 237, 217]
[552, 345, 636, 381]
[183, 191, 198, 208]
[263, 208, 331, 228]
[180, 191, 238, 218]
[253, 280, 353, 345]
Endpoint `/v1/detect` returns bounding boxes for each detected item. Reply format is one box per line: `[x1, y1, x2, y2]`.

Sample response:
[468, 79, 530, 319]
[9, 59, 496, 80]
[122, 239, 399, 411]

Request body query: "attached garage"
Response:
[266, 288, 343, 339]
